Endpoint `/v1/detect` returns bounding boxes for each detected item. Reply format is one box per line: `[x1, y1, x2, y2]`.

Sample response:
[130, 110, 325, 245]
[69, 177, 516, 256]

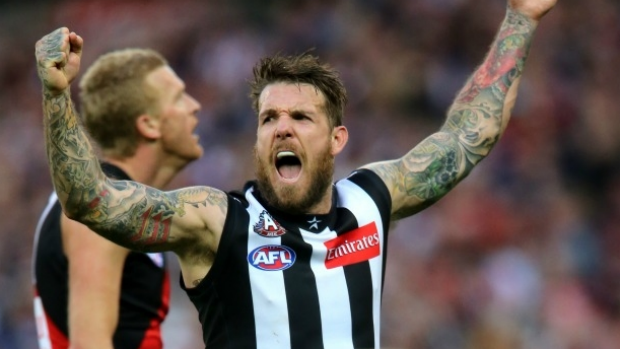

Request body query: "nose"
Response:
[275, 115, 293, 139]
[187, 94, 201, 114]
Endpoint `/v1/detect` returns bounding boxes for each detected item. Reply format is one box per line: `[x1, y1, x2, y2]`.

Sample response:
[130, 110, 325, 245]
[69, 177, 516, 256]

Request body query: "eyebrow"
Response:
[259, 107, 316, 117]
[259, 109, 278, 119]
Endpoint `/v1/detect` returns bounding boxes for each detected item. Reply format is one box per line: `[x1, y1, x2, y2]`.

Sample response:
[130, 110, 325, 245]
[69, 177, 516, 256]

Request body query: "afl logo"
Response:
[248, 245, 296, 271]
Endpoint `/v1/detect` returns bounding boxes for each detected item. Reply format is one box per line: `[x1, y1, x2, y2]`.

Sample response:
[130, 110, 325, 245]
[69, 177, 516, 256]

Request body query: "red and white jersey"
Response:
[32, 164, 170, 349]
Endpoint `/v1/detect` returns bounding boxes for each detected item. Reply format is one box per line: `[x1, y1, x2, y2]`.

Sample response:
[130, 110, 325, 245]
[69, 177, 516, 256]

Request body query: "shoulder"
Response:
[336, 169, 392, 213]
[337, 169, 390, 198]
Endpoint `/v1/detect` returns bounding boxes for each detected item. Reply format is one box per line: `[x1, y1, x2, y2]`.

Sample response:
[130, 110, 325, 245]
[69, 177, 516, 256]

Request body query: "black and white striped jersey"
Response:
[181, 169, 392, 349]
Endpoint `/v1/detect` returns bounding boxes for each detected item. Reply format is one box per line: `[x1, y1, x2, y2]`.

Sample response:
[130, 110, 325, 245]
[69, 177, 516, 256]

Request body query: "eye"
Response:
[260, 110, 278, 124]
[291, 112, 309, 121]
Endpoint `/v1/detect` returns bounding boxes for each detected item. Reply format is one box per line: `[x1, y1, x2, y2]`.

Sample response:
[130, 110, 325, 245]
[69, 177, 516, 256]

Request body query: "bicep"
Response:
[363, 132, 471, 219]
[62, 214, 127, 349]
[87, 180, 228, 254]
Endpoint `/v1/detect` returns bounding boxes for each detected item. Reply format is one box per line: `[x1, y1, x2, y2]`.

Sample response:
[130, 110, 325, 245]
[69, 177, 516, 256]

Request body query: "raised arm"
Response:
[363, 0, 556, 220]
[36, 28, 226, 254]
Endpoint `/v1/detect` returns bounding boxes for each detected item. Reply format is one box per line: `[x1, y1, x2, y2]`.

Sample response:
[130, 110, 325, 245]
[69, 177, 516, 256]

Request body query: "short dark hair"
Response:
[249, 52, 347, 128]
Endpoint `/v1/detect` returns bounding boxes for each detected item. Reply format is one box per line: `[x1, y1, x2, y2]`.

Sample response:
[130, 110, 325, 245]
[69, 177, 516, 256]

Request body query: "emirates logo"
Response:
[324, 222, 380, 269]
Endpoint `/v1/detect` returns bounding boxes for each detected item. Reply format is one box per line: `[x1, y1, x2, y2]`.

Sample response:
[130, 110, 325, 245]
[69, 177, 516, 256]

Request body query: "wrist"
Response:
[505, 7, 539, 31]
[507, 5, 546, 23]
[42, 87, 70, 99]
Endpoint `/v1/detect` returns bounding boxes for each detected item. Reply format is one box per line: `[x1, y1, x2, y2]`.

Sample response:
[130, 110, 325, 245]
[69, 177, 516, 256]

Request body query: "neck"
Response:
[306, 188, 333, 215]
[104, 146, 189, 190]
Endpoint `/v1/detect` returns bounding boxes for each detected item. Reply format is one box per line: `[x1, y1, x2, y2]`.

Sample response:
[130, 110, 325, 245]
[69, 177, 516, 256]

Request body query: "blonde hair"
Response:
[79, 48, 168, 157]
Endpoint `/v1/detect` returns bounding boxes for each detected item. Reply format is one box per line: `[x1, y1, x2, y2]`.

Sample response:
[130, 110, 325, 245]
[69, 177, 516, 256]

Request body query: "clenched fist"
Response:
[509, 0, 557, 21]
[35, 27, 83, 96]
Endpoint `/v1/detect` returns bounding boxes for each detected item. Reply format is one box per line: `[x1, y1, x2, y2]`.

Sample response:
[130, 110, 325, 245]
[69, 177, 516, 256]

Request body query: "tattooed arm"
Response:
[362, 0, 557, 220]
[35, 28, 227, 255]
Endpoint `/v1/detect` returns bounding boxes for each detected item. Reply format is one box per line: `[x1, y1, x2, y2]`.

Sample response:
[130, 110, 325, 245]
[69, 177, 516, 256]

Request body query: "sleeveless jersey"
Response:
[181, 169, 392, 349]
[32, 163, 170, 349]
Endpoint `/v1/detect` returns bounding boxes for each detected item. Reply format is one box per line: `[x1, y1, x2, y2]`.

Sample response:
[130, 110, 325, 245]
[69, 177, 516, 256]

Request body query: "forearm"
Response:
[66, 220, 125, 349]
[374, 8, 540, 218]
[441, 7, 538, 166]
[69, 320, 115, 349]
[69, 304, 116, 349]
[43, 90, 145, 250]
[69, 339, 113, 349]
[44, 90, 167, 250]
[36, 28, 212, 253]
[43, 89, 105, 218]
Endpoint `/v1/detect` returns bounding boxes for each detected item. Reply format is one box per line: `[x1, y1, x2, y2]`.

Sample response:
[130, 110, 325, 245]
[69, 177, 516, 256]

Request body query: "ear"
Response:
[135, 114, 161, 141]
[330, 125, 348, 155]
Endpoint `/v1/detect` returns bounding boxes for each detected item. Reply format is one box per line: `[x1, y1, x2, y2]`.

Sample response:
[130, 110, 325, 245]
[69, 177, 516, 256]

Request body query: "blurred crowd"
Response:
[1, 0, 620, 348]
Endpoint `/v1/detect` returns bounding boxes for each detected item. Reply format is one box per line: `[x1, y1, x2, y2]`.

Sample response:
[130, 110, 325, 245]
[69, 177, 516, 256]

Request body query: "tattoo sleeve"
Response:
[388, 8, 538, 219]
[87, 184, 227, 251]
[43, 90, 102, 210]
[43, 91, 227, 252]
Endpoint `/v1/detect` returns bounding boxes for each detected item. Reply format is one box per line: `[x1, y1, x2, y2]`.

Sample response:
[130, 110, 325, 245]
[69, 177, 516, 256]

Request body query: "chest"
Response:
[243, 209, 383, 274]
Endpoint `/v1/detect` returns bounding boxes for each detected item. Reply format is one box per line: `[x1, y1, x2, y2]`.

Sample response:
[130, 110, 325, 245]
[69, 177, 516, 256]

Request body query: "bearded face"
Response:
[254, 142, 334, 213]
[253, 82, 348, 215]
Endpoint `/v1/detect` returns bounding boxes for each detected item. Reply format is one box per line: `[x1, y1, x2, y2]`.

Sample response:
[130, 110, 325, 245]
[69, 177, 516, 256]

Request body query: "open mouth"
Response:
[276, 151, 302, 181]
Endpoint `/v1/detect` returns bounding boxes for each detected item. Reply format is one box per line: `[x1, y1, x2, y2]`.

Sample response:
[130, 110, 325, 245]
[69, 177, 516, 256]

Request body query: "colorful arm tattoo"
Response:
[87, 184, 227, 250]
[43, 87, 227, 252]
[44, 90, 102, 209]
[386, 8, 538, 218]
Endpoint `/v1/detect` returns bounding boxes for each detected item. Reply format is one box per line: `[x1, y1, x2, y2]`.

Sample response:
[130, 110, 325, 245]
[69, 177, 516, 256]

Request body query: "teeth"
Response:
[277, 151, 295, 159]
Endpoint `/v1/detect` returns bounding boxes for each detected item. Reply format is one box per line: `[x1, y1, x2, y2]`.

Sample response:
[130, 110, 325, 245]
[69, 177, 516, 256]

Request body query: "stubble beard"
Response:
[162, 130, 203, 166]
[254, 146, 334, 214]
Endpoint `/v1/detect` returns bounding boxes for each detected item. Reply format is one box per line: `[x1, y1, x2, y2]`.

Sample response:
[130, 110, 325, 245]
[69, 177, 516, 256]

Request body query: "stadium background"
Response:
[1, 0, 620, 348]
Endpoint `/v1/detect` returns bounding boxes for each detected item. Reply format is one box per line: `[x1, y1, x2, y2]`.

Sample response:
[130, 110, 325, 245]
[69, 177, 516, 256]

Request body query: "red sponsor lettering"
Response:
[324, 222, 380, 269]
